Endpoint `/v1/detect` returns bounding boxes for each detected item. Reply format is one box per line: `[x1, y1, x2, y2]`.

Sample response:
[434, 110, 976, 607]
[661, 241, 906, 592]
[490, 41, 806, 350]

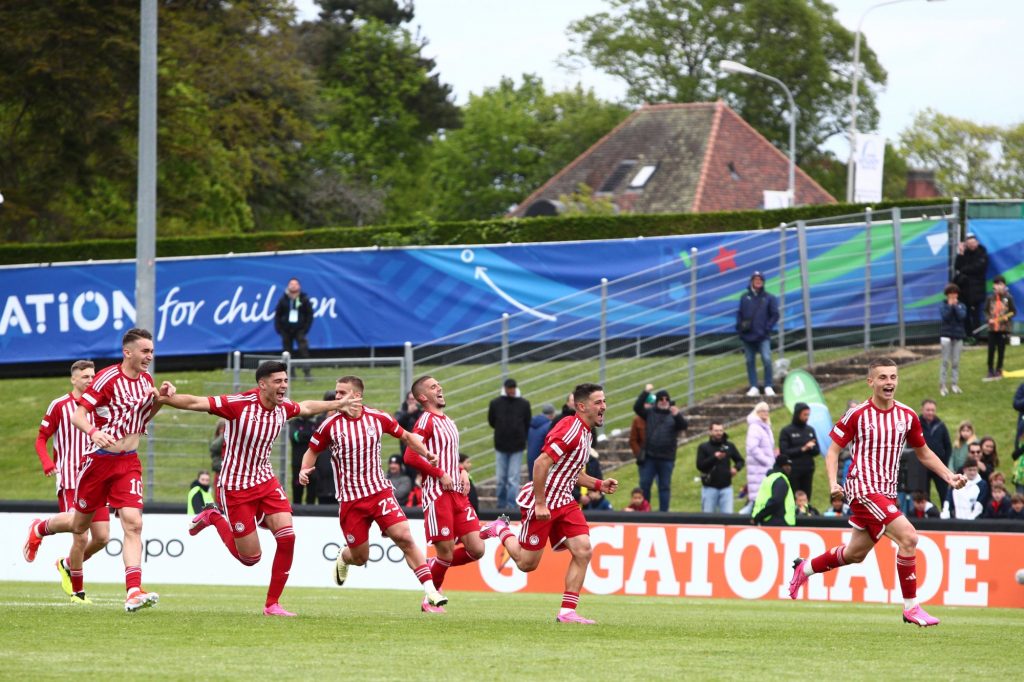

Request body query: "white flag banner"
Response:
[763, 190, 792, 209]
[854, 133, 885, 203]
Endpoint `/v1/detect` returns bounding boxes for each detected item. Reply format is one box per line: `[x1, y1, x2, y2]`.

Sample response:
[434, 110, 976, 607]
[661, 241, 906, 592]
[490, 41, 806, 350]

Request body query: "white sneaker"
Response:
[334, 548, 349, 587]
[745, 386, 760, 397]
[764, 386, 776, 397]
[939, 385, 948, 397]
[951, 384, 962, 394]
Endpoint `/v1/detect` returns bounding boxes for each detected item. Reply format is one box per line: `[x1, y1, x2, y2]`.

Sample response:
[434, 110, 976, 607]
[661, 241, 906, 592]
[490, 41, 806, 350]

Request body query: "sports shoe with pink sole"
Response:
[556, 611, 595, 624]
[188, 504, 221, 536]
[788, 558, 809, 599]
[263, 603, 297, 617]
[125, 589, 160, 613]
[902, 605, 939, 627]
[23, 519, 43, 562]
[421, 596, 446, 614]
[479, 514, 510, 540]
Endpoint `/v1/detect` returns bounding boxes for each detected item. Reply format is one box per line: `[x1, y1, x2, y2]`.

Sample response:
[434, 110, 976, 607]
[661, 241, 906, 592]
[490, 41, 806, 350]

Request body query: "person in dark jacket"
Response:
[919, 399, 952, 503]
[953, 233, 988, 340]
[778, 402, 819, 500]
[633, 388, 687, 511]
[983, 483, 1011, 518]
[290, 414, 318, 504]
[910, 490, 939, 519]
[752, 455, 794, 526]
[395, 391, 422, 432]
[736, 270, 780, 397]
[695, 422, 744, 513]
[487, 378, 532, 510]
[938, 283, 967, 396]
[551, 392, 576, 431]
[273, 277, 314, 379]
[459, 454, 479, 512]
[526, 403, 556, 478]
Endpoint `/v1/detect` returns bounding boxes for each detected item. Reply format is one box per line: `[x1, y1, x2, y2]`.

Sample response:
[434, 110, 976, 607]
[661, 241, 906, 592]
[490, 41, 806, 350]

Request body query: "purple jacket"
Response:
[745, 413, 776, 497]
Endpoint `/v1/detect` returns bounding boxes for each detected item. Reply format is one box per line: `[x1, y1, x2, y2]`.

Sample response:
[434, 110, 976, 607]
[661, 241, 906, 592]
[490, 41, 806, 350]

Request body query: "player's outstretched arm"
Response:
[297, 394, 358, 419]
[298, 448, 317, 485]
[72, 404, 116, 449]
[399, 431, 438, 466]
[148, 380, 177, 418]
[825, 441, 843, 500]
[578, 465, 618, 494]
[158, 391, 212, 412]
[913, 445, 967, 490]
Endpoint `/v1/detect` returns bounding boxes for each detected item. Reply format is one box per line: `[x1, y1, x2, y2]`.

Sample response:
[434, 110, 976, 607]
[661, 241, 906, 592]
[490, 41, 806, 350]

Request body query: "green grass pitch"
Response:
[0, 581, 1013, 680]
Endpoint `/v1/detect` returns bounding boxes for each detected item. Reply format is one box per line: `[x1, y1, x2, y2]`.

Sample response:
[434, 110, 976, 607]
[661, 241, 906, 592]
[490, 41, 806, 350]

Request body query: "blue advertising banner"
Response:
[0, 219, 951, 364]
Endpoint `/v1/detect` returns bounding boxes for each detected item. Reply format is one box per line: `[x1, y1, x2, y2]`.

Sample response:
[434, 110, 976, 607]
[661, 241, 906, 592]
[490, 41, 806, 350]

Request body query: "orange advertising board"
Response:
[443, 523, 1024, 608]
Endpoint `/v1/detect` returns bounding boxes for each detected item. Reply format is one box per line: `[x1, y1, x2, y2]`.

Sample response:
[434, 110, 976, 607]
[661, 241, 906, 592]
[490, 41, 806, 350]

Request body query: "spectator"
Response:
[909, 490, 939, 519]
[633, 387, 688, 511]
[823, 496, 848, 517]
[779, 402, 820, 500]
[949, 420, 979, 473]
[743, 401, 776, 515]
[989, 471, 1006, 489]
[581, 487, 613, 511]
[387, 454, 413, 503]
[752, 455, 794, 526]
[938, 283, 967, 396]
[623, 487, 651, 512]
[488, 378, 531, 510]
[837, 399, 858, 486]
[794, 490, 819, 517]
[209, 419, 226, 487]
[186, 470, 214, 515]
[977, 436, 999, 481]
[459, 454, 479, 512]
[919, 398, 952, 504]
[1007, 493, 1024, 520]
[953, 232, 988, 341]
[405, 472, 423, 508]
[526, 403, 556, 478]
[273, 277, 314, 380]
[290, 414, 318, 504]
[983, 483, 1011, 518]
[737, 270, 780, 397]
[395, 391, 423, 432]
[695, 422, 744, 514]
[941, 458, 989, 519]
[983, 275, 1016, 381]
[629, 387, 655, 469]
[1015, 382, 1024, 494]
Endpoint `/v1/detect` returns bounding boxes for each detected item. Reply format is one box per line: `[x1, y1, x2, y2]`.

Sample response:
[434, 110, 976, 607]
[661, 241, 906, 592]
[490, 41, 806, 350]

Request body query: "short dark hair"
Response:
[122, 328, 152, 346]
[868, 358, 897, 373]
[410, 375, 433, 402]
[993, 275, 1006, 285]
[573, 383, 603, 404]
[336, 375, 364, 393]
[631, 487, 644, 496]
[921, 399, 936, 408]
[70, 359, 94, 374]
[943, 283, 960, 295]
[709, 421, 724, 430]
[963, 457, 979, 469]
[459, 453, 469, 463]
[911, 490, 927, 503]
[197, 469, 210, 478]
[256, 360, 288, 382]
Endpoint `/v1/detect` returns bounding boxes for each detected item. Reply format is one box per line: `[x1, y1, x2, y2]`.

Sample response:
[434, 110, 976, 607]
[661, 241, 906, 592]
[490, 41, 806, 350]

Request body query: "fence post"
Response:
[864, 208, 872, 351]
[688, 247, 698, 408]
[280, 351, 291, 490]
[599, 278, 608, 387]
[893, 207, 906, 347]
[796, 220, 814, 369]
[778, 223, 787, 356]
[232, 350, 241, 392]
[948, 196, 960, 279]
[403, 341, 414, 402]
[501, 313, 510, 381]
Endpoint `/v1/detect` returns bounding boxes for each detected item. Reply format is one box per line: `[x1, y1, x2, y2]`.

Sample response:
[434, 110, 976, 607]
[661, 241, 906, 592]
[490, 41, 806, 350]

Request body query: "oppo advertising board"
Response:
[2, 513, 1021, 608]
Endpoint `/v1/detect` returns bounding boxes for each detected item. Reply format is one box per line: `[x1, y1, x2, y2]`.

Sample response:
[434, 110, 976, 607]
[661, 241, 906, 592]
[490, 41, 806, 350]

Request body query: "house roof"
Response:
[510, 101, 835, 217]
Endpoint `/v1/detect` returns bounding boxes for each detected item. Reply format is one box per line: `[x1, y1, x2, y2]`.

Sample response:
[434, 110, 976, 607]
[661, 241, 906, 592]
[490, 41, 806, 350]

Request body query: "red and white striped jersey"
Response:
[78, 364, 155, 449]
[308, 407, 404, 503]
[412, 411, 463, 507]
[516, 415, 592, 510]
[830, 398, 925, 499]
[39, 393, 95, 491]
[208, 388, 301, 491]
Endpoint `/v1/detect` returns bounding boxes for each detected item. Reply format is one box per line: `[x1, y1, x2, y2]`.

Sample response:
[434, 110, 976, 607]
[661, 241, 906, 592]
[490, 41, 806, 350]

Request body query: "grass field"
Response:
[0, 581, 1013, 680]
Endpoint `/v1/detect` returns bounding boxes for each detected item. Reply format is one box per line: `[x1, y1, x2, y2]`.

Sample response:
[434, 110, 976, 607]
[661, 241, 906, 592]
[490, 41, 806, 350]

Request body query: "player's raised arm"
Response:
[296, 394, 358, 419]
[399, 431, 438, 466]
[157, 391, 213, 412]
[913, 444, 967, 491]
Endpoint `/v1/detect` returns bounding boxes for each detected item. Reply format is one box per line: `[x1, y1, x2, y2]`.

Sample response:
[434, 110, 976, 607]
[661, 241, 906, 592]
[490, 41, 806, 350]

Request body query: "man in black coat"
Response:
[695, 422, 744, 513]
[736, 271, 780, 397]
[919, 398, 952, 503]
[779, 402, 820, 500]
[633, 388, 687, 511]
[273, 277, 314, 379]
[488, 378, 532, 511]
[953, 233, 988, 340]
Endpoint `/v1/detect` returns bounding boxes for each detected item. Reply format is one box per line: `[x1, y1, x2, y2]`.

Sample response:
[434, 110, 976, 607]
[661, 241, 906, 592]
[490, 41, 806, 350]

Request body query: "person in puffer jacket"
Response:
[742, 401, 776, 514]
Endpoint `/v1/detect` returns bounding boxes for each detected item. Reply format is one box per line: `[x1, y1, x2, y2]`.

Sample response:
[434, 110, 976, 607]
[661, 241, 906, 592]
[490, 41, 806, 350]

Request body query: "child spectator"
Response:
[941, 458, 988, 519]
[823, 496, 848, 517]
[910, 490, 939, 519]
[938, 283, 967, 396]
[581, 487, 613, 511]
[982, 275, 1015, 380]
[983, 483, 1011, 518]
[794, 490, 819, 517]
[949, 421, 978, 473]
[1007, 494, 1024, 520]
[977, 436, 999, 481]
[623, 487, 651, 512]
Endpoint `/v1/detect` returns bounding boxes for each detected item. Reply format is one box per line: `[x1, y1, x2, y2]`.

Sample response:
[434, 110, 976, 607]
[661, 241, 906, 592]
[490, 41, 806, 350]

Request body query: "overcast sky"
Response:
[293, 0, 1023, 155]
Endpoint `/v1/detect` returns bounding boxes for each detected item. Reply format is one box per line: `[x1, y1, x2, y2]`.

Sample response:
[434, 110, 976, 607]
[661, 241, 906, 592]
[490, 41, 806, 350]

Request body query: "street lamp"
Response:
[846, 0, 944, 202]
[719, 59, 797, 206]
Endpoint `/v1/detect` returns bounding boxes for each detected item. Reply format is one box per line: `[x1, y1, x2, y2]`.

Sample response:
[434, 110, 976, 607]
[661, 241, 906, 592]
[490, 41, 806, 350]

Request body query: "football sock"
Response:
[125, 565, 142, 593]
[69, 565, 84, 594]
[559, 591, 580, 616]
[413, 564, 437, 595]
[265, 526, 295, 608]
[450, 546, 476, 566]
[896, 554, 917, 604]
[430, 556, 451, 589]
[209, 512, 242, 560]
[35, 519, 54, 538]
[498, 526, 515, 544]
[808, 544, 846, 575]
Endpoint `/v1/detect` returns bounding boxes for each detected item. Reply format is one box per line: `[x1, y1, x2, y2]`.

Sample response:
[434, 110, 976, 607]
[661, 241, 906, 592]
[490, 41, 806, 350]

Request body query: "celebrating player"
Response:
[158, 360, 355, 617]
[787, 359, 967, 626]
[24, 329, 166, 612]
[29, 360, 110, 603]
[299, 375, 449, 612]
[480, 383, 617, 624]
[402, 375, 484, 612]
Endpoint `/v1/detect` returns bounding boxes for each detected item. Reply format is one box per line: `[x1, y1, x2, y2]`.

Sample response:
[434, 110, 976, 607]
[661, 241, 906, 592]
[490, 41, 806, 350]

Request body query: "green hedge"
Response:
[0, 197, 954, 266]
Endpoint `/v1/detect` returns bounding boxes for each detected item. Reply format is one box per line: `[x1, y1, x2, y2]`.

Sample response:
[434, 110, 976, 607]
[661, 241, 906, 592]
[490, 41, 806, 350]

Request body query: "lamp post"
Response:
[719, 59, 796, 206]
[846, 0, 943, 202]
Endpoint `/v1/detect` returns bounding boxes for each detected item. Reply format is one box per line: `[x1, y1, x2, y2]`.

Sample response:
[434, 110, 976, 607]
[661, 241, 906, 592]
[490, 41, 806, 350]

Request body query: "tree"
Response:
[427, 76, 629, 221]
[564, 0, 886, 158]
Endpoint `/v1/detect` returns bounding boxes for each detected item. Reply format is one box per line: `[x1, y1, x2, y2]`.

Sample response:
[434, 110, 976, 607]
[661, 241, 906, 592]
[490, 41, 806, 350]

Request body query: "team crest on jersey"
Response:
[78, 498, 87, 508]
[346, 533, 356, 544]
[529, 534, 540, 545]
[441, 527, 450, 536]
[887, 504, 898, 513]
[895, 420, 906, 433]
[234, 522, 245, 532]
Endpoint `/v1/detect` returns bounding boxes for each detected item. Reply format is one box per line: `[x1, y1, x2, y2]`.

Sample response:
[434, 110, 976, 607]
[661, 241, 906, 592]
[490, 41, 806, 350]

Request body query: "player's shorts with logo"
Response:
[59, 487, 110, 522]
[518, 502, 590, 551]
[848, 493, 903, 540]
[74, 452, 144, 513]
[338, 486, 406, 547]
[425, 491, 478, 543]
[218, 476, 292, 538]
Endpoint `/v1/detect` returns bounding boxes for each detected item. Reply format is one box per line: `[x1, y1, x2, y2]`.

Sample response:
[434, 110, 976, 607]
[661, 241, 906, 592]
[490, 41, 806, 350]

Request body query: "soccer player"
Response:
[24, 328, 166, 612]
[402, 375, 483, 612]
[298, 375, 449, 612]
[480, 383, 618, 624]
[158, 360, 355, 617]
[787, 359, 968, 626]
